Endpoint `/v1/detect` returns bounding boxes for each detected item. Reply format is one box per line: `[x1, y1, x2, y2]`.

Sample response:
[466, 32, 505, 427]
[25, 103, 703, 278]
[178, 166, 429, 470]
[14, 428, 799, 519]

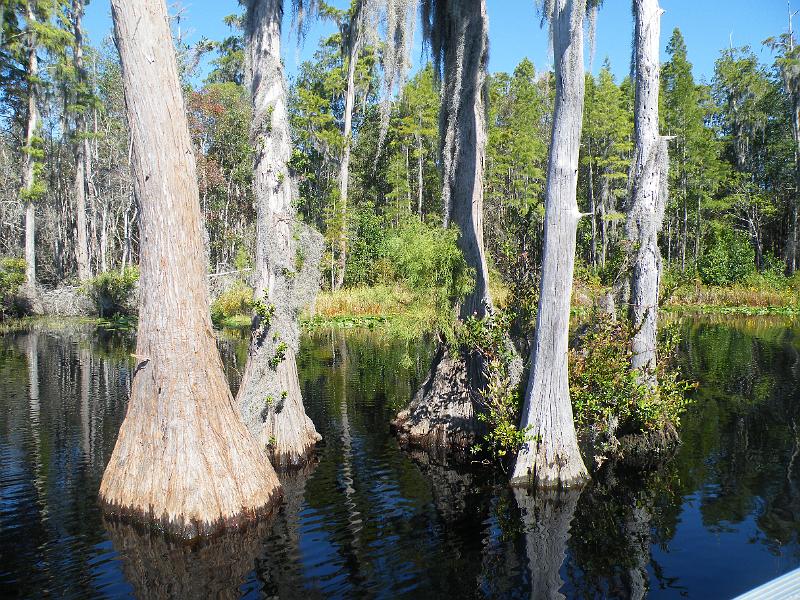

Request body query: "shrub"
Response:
[698, 228, 755, 286]
[384, 219, 474, 309]
[210, 280, 254, 326]
[569, 313, 694, 436]
[85, 267, 139, 317]
[0, 258, 26, 318]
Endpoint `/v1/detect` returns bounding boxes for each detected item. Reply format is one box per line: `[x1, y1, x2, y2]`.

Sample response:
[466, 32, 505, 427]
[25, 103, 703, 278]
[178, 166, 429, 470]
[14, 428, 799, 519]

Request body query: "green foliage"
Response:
[0, 258, 26, 318]
[84, 267, 139, 317]
[210, 281, 254, 326]
[698, 228, 756, 285]
[384, 219, 474, 308]
[269, 339, 288, 369]
[459, 311, 532, 464]
[569, 314, 694, 435]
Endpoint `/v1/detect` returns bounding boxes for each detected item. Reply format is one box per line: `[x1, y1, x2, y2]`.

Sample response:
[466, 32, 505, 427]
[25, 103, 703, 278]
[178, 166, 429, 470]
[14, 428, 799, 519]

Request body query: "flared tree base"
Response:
[391, 345, 483, 457]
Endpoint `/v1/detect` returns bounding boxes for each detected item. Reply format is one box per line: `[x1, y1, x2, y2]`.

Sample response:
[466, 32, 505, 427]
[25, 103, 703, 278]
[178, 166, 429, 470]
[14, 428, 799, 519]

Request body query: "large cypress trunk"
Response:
[510, 0, 588, 488]
[627, 0, 668, 385]
[237, 0, 322, 470]
[392, 0, 492, 454]
[100, 0, 281, 539]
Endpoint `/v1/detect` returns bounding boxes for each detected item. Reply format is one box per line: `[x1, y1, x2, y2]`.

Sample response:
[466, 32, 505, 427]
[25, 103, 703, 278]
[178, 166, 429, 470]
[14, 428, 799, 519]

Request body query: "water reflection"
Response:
[514, 488, 580, 600]
[105, 519, 270, 599]
[1, 317, 800, 598]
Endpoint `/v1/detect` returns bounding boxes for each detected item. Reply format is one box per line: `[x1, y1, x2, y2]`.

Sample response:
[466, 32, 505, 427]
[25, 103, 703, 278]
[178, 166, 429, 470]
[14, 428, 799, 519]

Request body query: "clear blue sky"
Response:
[84, 1, 795, 84]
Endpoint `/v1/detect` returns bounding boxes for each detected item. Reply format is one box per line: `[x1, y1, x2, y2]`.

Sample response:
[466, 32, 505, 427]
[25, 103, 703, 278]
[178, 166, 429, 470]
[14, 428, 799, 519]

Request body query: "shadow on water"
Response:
[1, 316, 800, 597]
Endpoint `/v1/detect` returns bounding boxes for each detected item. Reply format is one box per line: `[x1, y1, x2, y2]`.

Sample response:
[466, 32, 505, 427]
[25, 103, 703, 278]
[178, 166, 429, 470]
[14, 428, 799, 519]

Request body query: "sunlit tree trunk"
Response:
[441, 0, 491, 320]
[511, 0, 589, 488]
[237, 0, 323, 470]
[99, 0, 281, 539]
[22, 2, 39, 288]
[627, 0, 668, 386]
[335, 43, 357, 290]
[72, 0, 91, 281]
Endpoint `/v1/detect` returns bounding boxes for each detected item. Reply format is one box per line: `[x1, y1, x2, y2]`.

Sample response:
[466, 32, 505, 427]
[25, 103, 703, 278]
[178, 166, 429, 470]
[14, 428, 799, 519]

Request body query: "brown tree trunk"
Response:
[236, 0, 323, 470]
[100, 0, 281, 539]
[626, 0, 668, 387]
[72, 0, 91, 281]
[511, 0, 589, 488]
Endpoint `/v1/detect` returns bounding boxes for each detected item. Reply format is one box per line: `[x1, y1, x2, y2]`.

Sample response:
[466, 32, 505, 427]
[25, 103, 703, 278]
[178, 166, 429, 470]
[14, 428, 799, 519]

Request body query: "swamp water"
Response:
[0, 316, 799, 599]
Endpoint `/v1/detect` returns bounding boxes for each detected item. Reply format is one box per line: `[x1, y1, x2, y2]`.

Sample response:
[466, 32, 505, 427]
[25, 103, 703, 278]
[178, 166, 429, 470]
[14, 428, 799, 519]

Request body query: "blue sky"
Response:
[84, 1, 794, 84]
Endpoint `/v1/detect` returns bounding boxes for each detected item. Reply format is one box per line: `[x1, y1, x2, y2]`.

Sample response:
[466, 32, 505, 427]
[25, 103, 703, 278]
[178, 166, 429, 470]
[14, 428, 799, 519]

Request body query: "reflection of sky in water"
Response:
[0, 318, 798, 598]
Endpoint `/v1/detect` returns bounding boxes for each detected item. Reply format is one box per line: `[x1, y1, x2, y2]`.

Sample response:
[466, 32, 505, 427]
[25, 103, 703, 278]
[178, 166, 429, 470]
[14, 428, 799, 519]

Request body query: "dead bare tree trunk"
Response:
[626, 0, 668, 386]
[99, 0, 281, 539]
[511, 0, 589, 488]
[72, 0, 91, 281]
[237, 0, 323, 470]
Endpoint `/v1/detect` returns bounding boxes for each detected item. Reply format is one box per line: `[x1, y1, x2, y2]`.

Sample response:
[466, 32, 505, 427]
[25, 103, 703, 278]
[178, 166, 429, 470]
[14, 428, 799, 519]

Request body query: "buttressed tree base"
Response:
[99, 0, 281, 539]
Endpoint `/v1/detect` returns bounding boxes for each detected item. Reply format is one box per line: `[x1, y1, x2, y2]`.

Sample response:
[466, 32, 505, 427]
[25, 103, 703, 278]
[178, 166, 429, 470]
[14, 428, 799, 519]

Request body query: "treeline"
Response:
[1, 4, 799, 294]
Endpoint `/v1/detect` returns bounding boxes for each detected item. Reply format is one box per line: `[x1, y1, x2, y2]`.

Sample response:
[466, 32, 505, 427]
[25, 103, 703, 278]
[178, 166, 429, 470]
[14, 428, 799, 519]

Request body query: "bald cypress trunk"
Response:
[100, 0, 281, 539]
[392, 0, 493, 454]
[627, 0, 668, 386]
[511, 0, 588, 488]
[237, 0, 322, 470]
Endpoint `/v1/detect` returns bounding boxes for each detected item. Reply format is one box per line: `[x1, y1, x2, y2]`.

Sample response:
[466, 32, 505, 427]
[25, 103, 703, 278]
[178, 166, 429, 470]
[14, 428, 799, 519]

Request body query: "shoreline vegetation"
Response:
[3, 273, 797, 334]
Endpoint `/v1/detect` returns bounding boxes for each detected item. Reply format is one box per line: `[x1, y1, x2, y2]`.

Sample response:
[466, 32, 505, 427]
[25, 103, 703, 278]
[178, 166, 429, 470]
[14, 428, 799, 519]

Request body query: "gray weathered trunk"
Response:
[335, 42, 358, 291]
[72, 0, 91, 282]
[237, 0, 322, 470]
[392, 0, 494, 453]
[440, 0, 491, 320]
[100, 0, 281, 539]
[511, 0, 589, 488]
[22, 2, 38, 288]
[626, 0, 668, 386]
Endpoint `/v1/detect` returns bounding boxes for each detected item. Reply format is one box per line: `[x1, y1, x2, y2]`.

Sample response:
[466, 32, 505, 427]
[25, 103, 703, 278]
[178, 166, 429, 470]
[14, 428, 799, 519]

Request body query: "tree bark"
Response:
[72, 0, 91, 282]
[22, 1, 39, 288]
[626, 0, 668, 387]
[237, 0, 322, 470]
[335, 41, 358, 291]
[440, 0, 492, 321]
[100, 0, 281, 539]
[511, 0, 589, 488]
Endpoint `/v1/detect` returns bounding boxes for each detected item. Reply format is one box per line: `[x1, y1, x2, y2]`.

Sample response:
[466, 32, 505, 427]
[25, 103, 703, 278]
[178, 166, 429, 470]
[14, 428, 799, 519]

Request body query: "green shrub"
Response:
[460, 311, 532, 463]
[85, 267, 139, 317]
[0, 258, 26, 318]
[385, 219, 474, 308]
[698, 228, 755, 286]
[210, 280, 254, 326]
[569, 313, 694, 435]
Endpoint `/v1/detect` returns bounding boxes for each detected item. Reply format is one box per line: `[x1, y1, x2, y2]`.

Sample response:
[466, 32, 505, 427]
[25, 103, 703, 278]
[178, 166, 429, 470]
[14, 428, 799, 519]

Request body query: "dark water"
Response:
[1, 317, 799, 599]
